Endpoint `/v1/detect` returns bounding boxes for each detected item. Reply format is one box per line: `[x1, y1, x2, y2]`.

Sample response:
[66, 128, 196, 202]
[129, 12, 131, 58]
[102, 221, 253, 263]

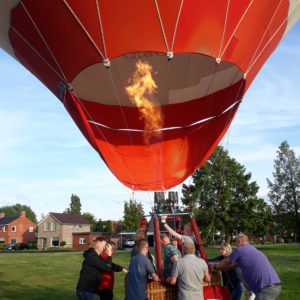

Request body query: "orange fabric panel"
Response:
[222, 0, 288, 72]
[89, 105, 239, 190]
[97, 0, 166, 57]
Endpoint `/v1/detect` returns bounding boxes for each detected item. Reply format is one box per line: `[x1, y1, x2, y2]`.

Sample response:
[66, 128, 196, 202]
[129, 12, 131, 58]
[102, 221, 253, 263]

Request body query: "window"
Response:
[50, 222, 56, 231]
[11, 239, 17, 244]
[79, 238, 86, 244]
[29, 227, 34, 233]
[51, 237, 59, 247]
[12, 226, 17, 232]
[44, 222, 49, 231]
[3, 226, 6, 232]
[79, 225, 83, 228]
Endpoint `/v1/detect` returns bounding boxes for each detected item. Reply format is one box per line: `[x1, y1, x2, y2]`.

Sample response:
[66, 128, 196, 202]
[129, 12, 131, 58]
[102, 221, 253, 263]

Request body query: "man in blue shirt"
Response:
[126, 239, 160, 300]
[211, 233, 281, 300]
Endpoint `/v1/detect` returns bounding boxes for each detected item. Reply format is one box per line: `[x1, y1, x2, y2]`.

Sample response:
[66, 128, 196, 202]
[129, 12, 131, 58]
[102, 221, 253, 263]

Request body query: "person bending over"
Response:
[210, 234, 281, 300]
[208, 243, 243, 300]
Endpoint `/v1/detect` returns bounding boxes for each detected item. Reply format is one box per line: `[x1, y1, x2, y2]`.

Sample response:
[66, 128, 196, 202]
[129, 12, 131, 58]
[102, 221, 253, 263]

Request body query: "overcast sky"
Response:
[0, 22, 299, 222]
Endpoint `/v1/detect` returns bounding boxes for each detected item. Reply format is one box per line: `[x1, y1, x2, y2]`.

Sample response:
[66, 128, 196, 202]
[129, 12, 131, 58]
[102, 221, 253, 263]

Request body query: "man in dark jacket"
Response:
[76, 237, 114, 300]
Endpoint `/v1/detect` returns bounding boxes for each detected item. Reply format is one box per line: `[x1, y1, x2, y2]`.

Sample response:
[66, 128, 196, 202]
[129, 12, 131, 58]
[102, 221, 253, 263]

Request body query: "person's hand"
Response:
[105, 244, 113, 256]
[161, 215, 167, 224]
[122, 267, 128, 273]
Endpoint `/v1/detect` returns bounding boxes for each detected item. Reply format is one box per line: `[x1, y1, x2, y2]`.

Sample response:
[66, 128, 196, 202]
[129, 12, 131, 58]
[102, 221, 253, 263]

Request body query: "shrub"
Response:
[277, 237, 284, 244]
[60, 241, 66, 247]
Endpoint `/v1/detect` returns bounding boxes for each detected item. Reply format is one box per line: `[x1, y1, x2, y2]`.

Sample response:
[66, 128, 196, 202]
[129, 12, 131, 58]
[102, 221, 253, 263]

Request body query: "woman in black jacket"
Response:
[76, 238, 122, 300]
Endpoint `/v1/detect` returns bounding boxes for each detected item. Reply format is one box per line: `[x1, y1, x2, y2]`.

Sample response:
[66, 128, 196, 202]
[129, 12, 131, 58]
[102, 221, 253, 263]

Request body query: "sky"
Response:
[0, 22, 299, 222]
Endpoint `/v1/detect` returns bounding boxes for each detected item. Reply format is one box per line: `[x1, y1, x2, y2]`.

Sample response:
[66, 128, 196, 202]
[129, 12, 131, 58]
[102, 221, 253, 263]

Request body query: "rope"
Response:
[154, 0, 170, 52]
[171, 0, 185, 51]
[95, 0, 108, 59]
[10, 26, 66, 83]
[62, 0, 105, 60]
[247, 0, 300, 74]
[20, 1, 68, 83]
[217, 0, 231, 60]
[219, 0, 255, 59]
[246, 0, 284, 74]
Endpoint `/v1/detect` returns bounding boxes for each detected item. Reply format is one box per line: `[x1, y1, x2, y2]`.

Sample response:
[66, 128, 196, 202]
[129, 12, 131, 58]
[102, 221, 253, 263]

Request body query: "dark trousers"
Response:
[99, 289, 113, 300]
[76, 290, 95, 300]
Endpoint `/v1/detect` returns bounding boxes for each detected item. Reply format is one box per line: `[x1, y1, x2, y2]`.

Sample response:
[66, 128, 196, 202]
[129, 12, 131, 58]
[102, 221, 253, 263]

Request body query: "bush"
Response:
[60, 241, 66, 247]
[264, 240, 272, 245]
[28, 240, 37, 249]
[277, 237, 285, 244]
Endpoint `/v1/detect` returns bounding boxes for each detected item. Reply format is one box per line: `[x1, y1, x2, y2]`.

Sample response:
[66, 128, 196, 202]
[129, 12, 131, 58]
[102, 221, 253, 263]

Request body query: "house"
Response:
[37, 212, 90, 249]
[0, 211, 37, 245]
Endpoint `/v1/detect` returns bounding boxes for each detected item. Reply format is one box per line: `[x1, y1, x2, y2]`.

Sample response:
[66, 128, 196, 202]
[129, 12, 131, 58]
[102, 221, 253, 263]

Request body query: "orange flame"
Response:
[125, 60, 163, 144]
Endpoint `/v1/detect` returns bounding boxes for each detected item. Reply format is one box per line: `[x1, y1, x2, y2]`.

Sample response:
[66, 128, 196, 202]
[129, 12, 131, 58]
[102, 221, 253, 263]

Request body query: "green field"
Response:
[0, 245, 299, 300]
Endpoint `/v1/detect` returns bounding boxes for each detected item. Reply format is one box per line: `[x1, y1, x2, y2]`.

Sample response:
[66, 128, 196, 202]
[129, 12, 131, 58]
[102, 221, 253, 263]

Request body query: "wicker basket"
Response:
[210, 270, 223, 286]
[147, 281, 177, 300]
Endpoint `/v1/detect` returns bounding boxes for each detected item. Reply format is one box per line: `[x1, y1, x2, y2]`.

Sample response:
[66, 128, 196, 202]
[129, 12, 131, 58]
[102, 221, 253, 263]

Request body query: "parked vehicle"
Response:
[122, 239, 135, 248]
[5, 243, 29, 251]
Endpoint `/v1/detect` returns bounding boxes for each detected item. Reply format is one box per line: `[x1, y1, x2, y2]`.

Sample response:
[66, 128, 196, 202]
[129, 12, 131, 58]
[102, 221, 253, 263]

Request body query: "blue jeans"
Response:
[255, 285, 281, 300]
[231, 283, 243, 300]
[76, 290, 95, 300]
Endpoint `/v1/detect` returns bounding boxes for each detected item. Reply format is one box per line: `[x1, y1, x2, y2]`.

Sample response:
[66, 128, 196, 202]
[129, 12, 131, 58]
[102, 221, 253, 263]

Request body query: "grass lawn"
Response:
[0, 245, 299, 300]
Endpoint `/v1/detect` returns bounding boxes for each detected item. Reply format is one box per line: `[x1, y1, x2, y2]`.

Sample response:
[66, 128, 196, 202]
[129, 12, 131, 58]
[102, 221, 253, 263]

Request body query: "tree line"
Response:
[181, 141, 300, 243]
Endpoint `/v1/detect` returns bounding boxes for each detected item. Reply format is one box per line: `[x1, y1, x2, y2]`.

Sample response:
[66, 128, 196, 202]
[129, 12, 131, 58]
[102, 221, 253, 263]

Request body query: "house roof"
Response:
[0, 216, 19, 225]
[50, 213, 90, 225]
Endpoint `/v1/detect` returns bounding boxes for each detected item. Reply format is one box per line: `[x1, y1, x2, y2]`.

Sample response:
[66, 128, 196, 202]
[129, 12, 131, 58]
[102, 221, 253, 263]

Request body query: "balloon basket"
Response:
[147, 281, 177, 300]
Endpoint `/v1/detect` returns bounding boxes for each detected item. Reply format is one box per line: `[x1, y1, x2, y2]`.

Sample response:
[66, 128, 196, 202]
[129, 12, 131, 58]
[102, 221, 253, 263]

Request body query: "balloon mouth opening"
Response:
[68, 52, 244, 136]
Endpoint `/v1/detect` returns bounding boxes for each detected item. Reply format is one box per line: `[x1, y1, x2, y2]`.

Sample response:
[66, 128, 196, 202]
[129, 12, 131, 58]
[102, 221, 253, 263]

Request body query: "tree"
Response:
[123, 199, 144, 231]
[67, 194, 81, 215]
[267, 141, 300, 242]
[182, 146, 272, 242]
[0, 203, 37, 223]
[82, 212, 98, 231]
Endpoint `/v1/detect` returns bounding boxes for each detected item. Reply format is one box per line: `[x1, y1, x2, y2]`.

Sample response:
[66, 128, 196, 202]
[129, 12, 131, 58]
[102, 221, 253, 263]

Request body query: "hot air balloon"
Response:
[0, 0, 299, 191]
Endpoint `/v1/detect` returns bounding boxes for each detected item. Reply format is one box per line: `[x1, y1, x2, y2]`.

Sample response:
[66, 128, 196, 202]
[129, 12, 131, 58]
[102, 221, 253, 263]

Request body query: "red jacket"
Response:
[98, 252, 114, 291]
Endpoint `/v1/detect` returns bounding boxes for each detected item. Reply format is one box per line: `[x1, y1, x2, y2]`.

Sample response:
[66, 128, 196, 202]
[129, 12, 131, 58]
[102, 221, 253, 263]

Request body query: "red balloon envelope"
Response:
[0, 0, 299, 190]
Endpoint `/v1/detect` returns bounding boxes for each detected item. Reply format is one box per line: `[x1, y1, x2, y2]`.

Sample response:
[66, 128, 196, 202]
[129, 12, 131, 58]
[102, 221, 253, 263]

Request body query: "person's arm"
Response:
[170, 255, 179, 264]
[161, 216, 182, 239]
[151, 273, 160, 282]
[211, 258, 236, 271]
[203, 271, 211, 284]
[110, 262, 126, 272]
[169, 259, 179, 285]
[169, 276, 177, 285]
[90, 255, 113, 272]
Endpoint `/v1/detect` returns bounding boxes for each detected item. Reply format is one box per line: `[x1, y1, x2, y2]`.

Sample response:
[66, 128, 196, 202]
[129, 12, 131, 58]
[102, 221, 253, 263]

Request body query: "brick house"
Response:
[72, 232, 117, 251]
[0, 211, 36, 245]
[37, 212, 90, 249]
